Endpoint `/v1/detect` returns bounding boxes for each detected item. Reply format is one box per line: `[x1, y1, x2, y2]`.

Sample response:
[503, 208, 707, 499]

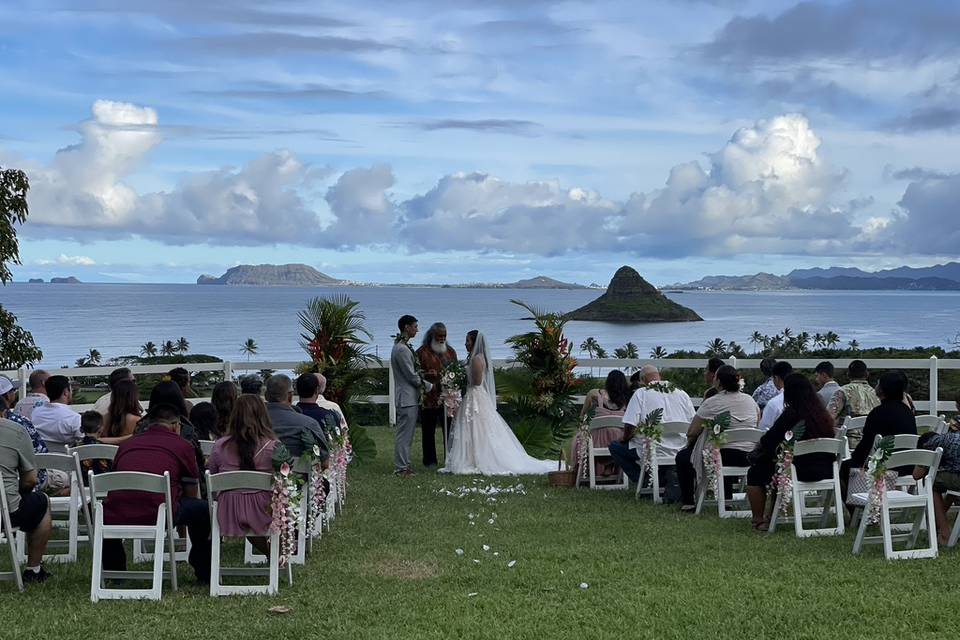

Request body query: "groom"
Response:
[391, 314, 432, 477]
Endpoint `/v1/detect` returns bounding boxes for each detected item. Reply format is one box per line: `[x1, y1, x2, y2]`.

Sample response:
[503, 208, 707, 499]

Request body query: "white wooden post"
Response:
[929, 356, 938, 416]
[222, 360, 233, 381]
[388, 363, 396, 426]
[729, 356, 737, 369]
[18, 365, 28, 398]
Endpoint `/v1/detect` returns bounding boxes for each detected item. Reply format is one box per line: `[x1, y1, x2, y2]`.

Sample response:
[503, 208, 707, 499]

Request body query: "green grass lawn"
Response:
[1, 426, 955, 639]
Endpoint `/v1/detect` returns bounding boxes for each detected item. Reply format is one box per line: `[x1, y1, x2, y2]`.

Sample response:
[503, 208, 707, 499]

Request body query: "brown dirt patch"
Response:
[373, 558, 440, 580]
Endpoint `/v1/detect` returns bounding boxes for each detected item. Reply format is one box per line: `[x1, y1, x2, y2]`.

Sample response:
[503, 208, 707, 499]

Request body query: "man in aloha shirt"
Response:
[826, 359, 880, 424]
[415, 322, 458, 468]
[0, 375, 63, 493]
[751, 357, 779, 411]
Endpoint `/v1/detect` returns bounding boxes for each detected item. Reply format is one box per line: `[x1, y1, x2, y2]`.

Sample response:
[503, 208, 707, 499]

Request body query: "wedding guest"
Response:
[138, 381, 205, 474]
[102, 402, 210, 583]
[913, 430, 960, 544]
[98, 379, 142, 445]
[416, 322, 459, 467]
[168, 368, 195, 411]
[295, 373, 340, 437]
[676, 366, 761, 511]
[1, 375, 52, 493]
[839, 371, 917, 503]
[211, 381, 238, 439]
[0, 411, 53, 583]
[576, 371, 631, 481]
[208, 395, 282, 555]
[826, 359, 880, 424]
[814, 361, 841, 407]
[609, 365, 695, 493]
[31, 376, 82, 451]
[14, 369, 49, 421]
[629, 371, 643, 392]
[746, 374, 836, 531]
[92, 368, 139, 417]
[703, 358, 725, 399]
[79, 411, 111, 476]
[239, 375, 263, 397]
[314, 373, 348, 433]
[758, 361, 793, 432]
[751, 358, 778, 410]
[949, 391, 960, 431]
[189, 402, 218, 441]
[265, 374, 329, 461]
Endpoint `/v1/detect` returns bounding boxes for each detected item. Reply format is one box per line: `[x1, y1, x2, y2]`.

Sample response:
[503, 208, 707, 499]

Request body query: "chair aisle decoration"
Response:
[767, 435, 845, 538]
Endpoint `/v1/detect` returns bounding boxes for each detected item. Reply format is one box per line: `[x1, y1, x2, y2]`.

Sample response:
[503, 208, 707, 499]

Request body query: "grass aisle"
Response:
[1, 426, 954, 639]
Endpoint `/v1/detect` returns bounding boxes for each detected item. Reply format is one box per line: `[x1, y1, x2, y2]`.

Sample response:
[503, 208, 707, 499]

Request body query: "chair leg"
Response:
[165, 511, 177, 593]
[90, 511, 103, 602]
[818, 489, 835, 528]
[695, 485, 705, 515]
[881, 501, 895, 560]
[852, 507, 869, 555]
[210, 509, 221, 597]
[269, 531, 280, 595]
[948, 508, 960, 548]
[652, 462, 662, 505]
[768, 491, 783, 534]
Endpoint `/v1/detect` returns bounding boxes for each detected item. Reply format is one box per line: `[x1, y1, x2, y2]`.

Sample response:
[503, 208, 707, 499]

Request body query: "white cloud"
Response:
[35, 254, 97, 266]
[885, 173, 960, 254]
[324, 165, 397, 245]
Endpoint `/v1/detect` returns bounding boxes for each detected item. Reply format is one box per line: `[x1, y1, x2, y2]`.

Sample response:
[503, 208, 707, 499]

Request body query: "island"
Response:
[198, 264, 343, 287]
[28, 278, 44, 283]
[566, 266, 702, 323]
[50, 276, 81, 284]
[441, 275, 588, 290]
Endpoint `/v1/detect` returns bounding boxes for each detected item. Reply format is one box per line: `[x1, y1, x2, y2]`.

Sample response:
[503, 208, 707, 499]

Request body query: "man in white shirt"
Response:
[14, 369, 49, 421]
[314, 373, 348, 433]
[758, 361, 793, 432]
[609, 365, 695, 491]
[814, 361, 841, 407]
[92, 367, 138, 416]
[30, 375, 82, 451]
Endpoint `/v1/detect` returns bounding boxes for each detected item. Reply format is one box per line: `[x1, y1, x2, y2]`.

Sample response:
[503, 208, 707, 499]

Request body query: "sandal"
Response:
[752, 518, 769, 532]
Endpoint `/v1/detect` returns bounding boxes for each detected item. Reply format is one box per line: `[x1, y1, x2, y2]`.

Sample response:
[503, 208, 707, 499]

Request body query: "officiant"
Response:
[416, 322, 458, 467]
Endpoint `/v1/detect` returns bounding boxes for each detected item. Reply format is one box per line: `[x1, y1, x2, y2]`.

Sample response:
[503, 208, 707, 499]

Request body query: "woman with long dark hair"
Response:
[207, 395, 282, 553]
[746, 373, 836, 530]
[576, 370, 633, 480]
[211, 381, 238, 439]
[99, 379, 142, 444]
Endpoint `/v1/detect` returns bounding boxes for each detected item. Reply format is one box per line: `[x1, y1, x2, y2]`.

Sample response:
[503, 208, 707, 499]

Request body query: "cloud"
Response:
[324, 165, 397, 245]
[180, 32, 403, 56]
[193, 81, 386, 102]
[401, 119, 541, 135]
[886, 106, 960, 132]
[36, 254, 96, 266]
[885, 172, 960, 254]
[885, 166, 953, 181]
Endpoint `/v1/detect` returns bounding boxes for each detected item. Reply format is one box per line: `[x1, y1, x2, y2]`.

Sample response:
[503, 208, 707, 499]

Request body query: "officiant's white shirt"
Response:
[623, 385, 696, 456]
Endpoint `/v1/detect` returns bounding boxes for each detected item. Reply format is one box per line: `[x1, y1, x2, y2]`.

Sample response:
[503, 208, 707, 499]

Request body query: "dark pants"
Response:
[421, 407, 445, 467]
[103, 497, 212, 582]
[608, 442, 681, 502]
[676, 446, 750, 506]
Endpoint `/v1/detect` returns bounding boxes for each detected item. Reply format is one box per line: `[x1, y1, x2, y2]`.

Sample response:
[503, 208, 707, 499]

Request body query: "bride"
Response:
[440, 330, 558, 475]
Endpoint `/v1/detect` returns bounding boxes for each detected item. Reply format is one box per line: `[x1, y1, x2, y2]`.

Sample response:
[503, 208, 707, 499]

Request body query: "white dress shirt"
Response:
[623, 384, 696, 456]
[31, 402, 83, 449]
[758, 391, 785, 432]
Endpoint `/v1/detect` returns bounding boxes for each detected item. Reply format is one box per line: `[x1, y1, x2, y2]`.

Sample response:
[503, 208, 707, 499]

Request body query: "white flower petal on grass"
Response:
[467, 592, 478, 597]
[493, 552, 500, 557]
[482, 545, 490, 551]
[487, 519, 495, 525]
[579, 582, 589, 590]
[455, 548, 464, 556]
[473, 559, 481, 564]
[508, 560, 517, 568]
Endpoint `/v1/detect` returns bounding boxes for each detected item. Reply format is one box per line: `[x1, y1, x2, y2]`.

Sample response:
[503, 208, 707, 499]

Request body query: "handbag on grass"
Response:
[846, 468, 898, 505]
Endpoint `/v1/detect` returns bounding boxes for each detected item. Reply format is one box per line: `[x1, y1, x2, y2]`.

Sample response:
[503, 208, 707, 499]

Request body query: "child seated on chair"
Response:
[79, 411, 110, 477]
[914, 431, 960, 544]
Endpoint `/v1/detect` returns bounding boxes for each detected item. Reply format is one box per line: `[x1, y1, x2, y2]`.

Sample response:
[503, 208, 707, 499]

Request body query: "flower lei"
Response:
[701, 412, 731, 497]
[303, 444, 328, 537]
[269, 457, 300, 567]
[575, 407, 595, 483]
[635, 408, 664, 481]
[770, 423, 805, 516]
[865, 436, 895, 525]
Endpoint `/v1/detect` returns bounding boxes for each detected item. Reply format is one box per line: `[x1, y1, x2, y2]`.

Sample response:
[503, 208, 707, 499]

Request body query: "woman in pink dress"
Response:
[207, 395, 282, 554]
[574, 370, 631, 479]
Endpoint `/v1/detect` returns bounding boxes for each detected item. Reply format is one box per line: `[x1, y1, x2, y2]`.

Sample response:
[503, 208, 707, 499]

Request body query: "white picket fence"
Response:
[3, 356, 957, 423]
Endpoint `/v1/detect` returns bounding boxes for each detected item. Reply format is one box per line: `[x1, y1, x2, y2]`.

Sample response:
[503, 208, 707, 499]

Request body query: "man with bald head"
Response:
[608, 365, 696, 493]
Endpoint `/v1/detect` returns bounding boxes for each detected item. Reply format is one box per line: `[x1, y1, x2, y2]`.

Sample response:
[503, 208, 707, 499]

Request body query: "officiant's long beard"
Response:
[431, 340, 447, 355]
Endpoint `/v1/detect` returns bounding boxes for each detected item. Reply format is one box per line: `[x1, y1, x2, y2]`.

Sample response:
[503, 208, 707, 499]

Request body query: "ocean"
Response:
[3, 283, 958, 367]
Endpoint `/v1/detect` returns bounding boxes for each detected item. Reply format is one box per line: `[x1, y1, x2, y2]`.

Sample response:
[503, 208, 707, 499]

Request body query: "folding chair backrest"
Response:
[887, 448, 942, 477]
[199, 440, 215, 457]
[844, 416, 867, 432]
[724, 428, 762, 445]
[207, 470, 273, 495]
[90, 471, 170, 496]
[661, 421, 690, 436]
[69, 444, 119, 463]
[35, 452, 78, 474]
[915, 415, 944, 435]
[589, 416, 624, 430]
[892, 434, 919, 450]
[793, 437, 844, 457]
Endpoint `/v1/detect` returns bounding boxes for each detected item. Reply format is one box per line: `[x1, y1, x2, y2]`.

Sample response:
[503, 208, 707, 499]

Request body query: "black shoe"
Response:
[22, 567, 53, 584]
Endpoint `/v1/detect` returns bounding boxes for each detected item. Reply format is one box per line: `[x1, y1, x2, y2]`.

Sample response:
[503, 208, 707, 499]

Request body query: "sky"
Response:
[2, 0, 959, 286]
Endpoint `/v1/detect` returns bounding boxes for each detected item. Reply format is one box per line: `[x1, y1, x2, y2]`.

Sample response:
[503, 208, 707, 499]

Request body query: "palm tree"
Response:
[240, 338, 259, 361]
[75, 357, 88, 367]
[813, 333, 825, 349]
[769, 335, 783, 353]
[824, 331, 840, 349]
[848, 339, 860, 352]
[705, 338, 727, 357]
[160, 340, 176, 357]
[796, 332, 811, 354]
[594, 345, 608, 359]
[176, 337, 190, 354]
[613, 342, 639, 359]
[86, 348, 102, 366]
[650, 345, 668, 359]
[782, 327, 793, 340]
[749, 331, 765, 354]
[140, 341, 158, 357]
[727, 341, 746, 358]
[579, 337, 600, 375]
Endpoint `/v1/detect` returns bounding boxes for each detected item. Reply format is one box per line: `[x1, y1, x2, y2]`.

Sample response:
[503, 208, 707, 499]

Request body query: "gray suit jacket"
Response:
[266, 402, 330, 460]
[391, 340, 428, 408]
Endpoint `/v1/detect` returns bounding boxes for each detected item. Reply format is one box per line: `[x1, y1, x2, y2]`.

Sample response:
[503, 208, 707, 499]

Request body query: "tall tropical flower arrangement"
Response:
[501, 300, 580, 458]
[297, 295, 378, 463]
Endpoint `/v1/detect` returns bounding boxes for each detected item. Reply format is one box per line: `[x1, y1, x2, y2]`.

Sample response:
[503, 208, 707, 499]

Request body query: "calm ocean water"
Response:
[3, 283, 959, 367]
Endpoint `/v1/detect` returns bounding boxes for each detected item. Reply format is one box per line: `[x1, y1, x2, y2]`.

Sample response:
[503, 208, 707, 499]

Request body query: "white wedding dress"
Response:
[440, 333, 557, 476]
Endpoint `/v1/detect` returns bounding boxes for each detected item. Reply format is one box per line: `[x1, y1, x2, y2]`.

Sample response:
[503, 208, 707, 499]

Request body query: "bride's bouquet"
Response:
[440, 360, 467, 418]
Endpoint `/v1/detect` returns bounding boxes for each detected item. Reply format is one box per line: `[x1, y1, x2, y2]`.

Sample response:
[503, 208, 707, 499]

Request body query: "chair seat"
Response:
[794, 479, 835, 491]
[850, 490, 925, 507]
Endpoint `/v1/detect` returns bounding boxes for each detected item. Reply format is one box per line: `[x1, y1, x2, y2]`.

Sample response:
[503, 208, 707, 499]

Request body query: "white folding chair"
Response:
[0, 471, 24, 592]
[207, 470, 289, 596]
[850, 447, 942, 560]
[199, 440, 216, 457]
[768, 438, 845, 537]
[635, 421, 688, 504]
[945, 489, 960, 548]
[839, 416, 867, 455]
[245, 457, 310, 569]
[31, 453, 82, 563]
[587, 416, 629, 491]
[89, 470, 178, 601]
[69, 443, 119, 549]
[695, 428, 762, 519]
[916, 415, 946, 435]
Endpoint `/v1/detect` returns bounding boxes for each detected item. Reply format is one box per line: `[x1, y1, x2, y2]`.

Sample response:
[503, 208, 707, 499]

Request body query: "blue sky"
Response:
[2, 0, 959, 285]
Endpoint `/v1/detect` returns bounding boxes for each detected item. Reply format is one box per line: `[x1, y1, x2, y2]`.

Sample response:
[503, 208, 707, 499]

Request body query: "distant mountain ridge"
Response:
[672, 262, 960, 291]
[567, 266, 702, 322]
[198, 264, 342, 286]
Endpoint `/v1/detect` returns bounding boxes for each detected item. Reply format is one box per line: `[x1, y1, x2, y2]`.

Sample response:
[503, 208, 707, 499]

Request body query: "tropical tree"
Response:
[782, 327, 793, 340]
[240, 338, 259, 361]
[749, 331, 765, 354]
[705, 338, 727, 357]
[813, 333, 825, 349]
[795, 332, 811, 354]
[848, 339, 860, 352]
[86, 348, 102, 366]
[613, 342, 639, 360]
[650, 345, 668, 359]
[727, 341, 747, 358]
[140, 341, 158, 357]
[824, 331, 840, 349]
[579, 337, 600, 359]
[594, 345, 608, 359]
[160, 340, 176, 357]
[0, 166, 42, 368]
[176, 337, 190, 354]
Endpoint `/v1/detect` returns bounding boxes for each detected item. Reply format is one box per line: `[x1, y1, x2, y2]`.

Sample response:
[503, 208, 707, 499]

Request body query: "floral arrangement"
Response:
[635, 408, 665, 481]
[269, 446, 301, 566]
[440, 360, 467, 418]
[574, 407, 594, 483]
[770, 423, 805, 516]
[865, 436, 896, 525]
[303, 444, 328, 537]
[701, 411, 732, 497]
